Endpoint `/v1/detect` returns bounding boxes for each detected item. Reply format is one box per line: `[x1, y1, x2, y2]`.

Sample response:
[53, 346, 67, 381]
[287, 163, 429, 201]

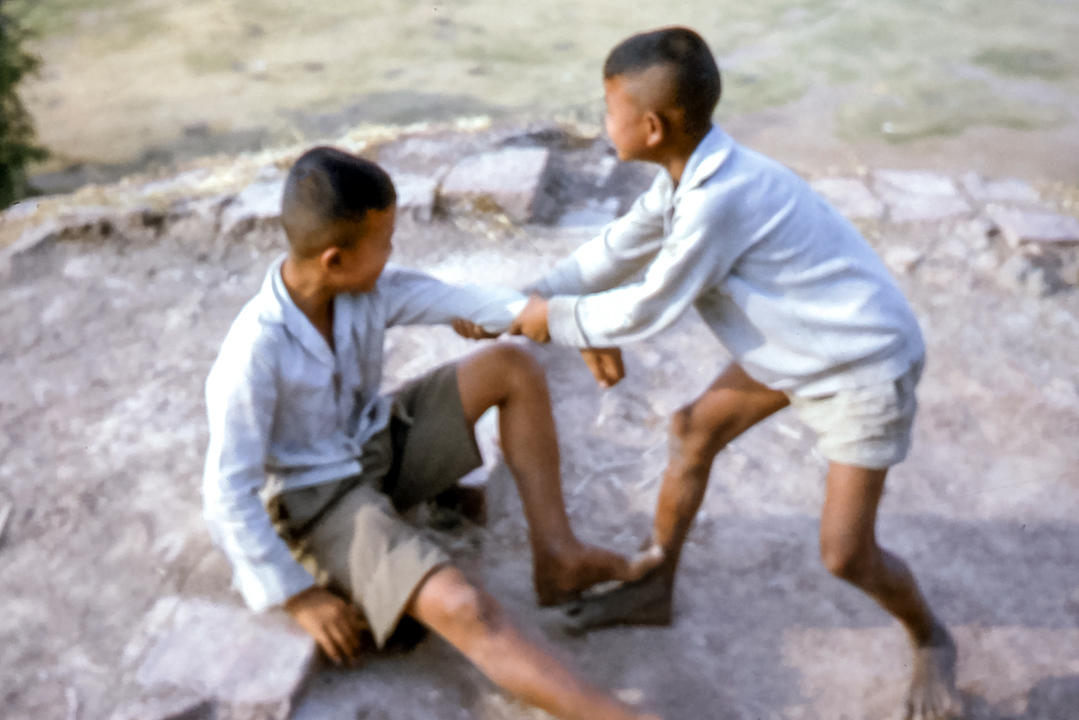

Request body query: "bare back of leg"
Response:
[820, 463, 962, 720]
[406, 565, 660, 720]
[563, 362, 789, 634]
[455, 343, 641, 605]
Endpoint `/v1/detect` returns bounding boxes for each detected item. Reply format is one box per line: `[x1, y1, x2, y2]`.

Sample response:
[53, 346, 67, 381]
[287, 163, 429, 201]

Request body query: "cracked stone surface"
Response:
[1, 127, 1079, 720]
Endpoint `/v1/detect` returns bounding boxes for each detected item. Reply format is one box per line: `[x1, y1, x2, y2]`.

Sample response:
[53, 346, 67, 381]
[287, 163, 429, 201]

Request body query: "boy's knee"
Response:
[670, 403, 726, 463]
[427, 576, 501, 636]
[487, 343, 544, 387]
[820, 535, 874, 583]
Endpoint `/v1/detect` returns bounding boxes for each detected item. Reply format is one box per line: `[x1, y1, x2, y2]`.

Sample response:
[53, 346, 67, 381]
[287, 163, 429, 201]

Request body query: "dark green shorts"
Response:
[276, 363, 482, 646]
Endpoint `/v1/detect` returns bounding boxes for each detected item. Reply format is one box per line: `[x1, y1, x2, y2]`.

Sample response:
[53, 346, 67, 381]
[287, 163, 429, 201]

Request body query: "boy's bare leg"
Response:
[563, 363, 789, 632]
[821, 464, 962, 720]
[407, 565, 660, 720]
[456, 344, 644, 605]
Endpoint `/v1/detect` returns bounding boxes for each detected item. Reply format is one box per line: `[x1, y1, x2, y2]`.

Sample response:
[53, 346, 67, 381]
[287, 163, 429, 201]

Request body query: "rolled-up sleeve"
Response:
[380, 266, 527, 332]
[203, 333, 315, 612]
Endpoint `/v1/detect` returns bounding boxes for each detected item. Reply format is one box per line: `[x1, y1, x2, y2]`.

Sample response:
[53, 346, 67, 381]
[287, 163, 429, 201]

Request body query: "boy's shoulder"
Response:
[209, 285, 287, 385]
[681, 127, 804, 205]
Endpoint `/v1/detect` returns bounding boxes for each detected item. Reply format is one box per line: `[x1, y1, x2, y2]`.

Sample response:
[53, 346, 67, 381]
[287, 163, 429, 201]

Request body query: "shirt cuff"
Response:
[234, 546, 318, 612]
[547, 295, 591, 348]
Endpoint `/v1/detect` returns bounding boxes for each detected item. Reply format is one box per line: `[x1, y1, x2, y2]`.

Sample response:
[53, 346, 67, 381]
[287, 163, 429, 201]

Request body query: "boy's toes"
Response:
[534, 543, 637, 606]
[903, 625, 963, 720]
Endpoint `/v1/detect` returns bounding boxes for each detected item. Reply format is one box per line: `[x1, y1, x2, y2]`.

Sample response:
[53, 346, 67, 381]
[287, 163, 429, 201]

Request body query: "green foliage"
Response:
[0, 0, 48, 209]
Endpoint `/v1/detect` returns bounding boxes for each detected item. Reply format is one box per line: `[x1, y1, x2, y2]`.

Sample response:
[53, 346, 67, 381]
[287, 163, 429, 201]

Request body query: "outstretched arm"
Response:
[545, 190, 752, 349]
[526, 175, 669, 299]
[508, 297, 625, 388]
[381, 266, 527, 334]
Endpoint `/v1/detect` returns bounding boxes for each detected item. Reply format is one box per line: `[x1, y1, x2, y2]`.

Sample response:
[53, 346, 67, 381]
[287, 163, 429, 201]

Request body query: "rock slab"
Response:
[136, 598, 316, 716]
[986, 205, 1079, 248]
[960, 172, 1040, 205]
[390, 172, 439, 222]
[440, 147, 557, 224]
[873, 170, 972, 222]
[810, 178, 884, 220]
[220, 179, 285, 239]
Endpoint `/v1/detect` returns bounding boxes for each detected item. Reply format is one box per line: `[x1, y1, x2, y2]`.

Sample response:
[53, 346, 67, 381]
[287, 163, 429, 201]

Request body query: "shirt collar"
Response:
[263, 253, 337, 364]
[674, 123, 734, 196]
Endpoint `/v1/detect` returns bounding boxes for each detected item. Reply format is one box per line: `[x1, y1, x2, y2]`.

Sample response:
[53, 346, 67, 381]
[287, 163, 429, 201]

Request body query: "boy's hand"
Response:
[451, 318, 500, 340]
[285, 586, 367, 665]
[580, 347, 625, 388]
[508, 296, 550, 343]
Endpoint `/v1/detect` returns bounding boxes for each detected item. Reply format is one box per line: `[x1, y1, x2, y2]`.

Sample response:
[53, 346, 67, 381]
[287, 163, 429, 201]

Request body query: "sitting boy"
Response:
[202, 146, 659, 720]
[501, 27, 962, 720]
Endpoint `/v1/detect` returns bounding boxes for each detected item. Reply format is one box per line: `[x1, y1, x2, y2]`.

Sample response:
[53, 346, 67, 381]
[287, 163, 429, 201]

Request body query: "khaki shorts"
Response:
[272, 364, 482, 646]
[789, 359, 924, 470]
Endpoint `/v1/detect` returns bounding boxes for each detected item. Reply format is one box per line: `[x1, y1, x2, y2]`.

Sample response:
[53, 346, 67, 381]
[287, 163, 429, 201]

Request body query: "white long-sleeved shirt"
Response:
[203, 256, 526, 611]
[530, 124, 924, 397]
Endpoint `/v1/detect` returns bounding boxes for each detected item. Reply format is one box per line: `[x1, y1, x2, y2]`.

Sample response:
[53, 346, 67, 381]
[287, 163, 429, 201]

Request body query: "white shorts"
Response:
[788, 359, 924, 470]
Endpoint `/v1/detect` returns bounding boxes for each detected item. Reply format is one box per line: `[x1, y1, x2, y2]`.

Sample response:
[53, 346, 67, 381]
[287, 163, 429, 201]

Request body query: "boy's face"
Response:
[603, 75, 650, 162]
[325, 205, 396, 293]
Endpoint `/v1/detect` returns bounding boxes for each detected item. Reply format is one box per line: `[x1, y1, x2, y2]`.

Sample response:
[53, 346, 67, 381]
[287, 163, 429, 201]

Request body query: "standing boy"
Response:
[503, 27, 962, 720]
[203, 146, 659, 720]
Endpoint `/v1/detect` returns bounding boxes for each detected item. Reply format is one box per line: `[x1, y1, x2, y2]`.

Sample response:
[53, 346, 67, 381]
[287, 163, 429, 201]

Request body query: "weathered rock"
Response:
[139, 169, 215, 200]
[558, 197, 620, 228]
[135, 598, 316, 719]
[0, 221, 60, 279]
[872, 170, 972, 222]
[810, 177, 884, 220]
[220, 179, 285, 239]
[882, 245, 924, 274]
[997, 253, 1063, 297]
[960, 172, 1040, 205]
[167, 195, 233, 243]
[439, 147, 557, 224]
[985, 205, 1079, 248]
[111, 690, 215, 720]
[390, 172, 439, 222]
[377, 134, 483, 178]
[1, 196, 44, 220]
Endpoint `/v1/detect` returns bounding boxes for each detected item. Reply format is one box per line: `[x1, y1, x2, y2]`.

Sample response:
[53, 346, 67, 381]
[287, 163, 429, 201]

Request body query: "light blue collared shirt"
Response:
[203, 256, 525, 611]
[532, 124, 924, 397]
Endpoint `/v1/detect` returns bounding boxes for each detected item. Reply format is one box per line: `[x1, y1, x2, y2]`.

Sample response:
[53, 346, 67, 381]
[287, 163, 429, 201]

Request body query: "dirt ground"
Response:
[13, 0, 1079, 191]
[2, 2, 1079, 716]
[1, 144, 1078, 718]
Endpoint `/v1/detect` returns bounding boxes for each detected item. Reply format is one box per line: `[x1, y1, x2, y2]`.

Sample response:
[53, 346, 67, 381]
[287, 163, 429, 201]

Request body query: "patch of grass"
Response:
[974, 46, 1069, 80]
[835, 76, 1072, 143]
[718, 65, 809, 116]
[183, 46, 243, 75]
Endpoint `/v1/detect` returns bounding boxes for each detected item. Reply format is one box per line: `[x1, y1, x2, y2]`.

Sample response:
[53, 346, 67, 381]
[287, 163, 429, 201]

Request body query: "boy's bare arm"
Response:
[508, 296, 626, 387]
[580, 347, 625, 388]
[451, 317, 501, 339]
[508, 296, 551, 343]
[285, 586, 368, 665]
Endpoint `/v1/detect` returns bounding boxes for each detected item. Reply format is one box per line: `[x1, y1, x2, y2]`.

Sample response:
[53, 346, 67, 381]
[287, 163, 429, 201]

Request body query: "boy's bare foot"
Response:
[560, 570, 673, 636]
[904, 621, 963, 720]
[534, 543, 656, 606]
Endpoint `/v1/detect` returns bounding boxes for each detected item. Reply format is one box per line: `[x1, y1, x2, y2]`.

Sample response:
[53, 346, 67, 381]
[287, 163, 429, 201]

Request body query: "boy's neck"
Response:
[281, 255, 336, 348]
[657, 127, 710, 186]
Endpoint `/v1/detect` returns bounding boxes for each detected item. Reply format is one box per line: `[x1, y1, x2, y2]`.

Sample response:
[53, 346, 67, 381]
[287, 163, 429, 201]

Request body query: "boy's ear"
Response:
[643, 110, 666, 149]
[320, 245, 342, 272]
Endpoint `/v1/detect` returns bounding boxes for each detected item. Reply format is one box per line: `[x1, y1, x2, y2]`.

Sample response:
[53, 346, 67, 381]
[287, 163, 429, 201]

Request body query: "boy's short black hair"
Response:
[282, 146, 396, 254]
[604, 27, 721, 135]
